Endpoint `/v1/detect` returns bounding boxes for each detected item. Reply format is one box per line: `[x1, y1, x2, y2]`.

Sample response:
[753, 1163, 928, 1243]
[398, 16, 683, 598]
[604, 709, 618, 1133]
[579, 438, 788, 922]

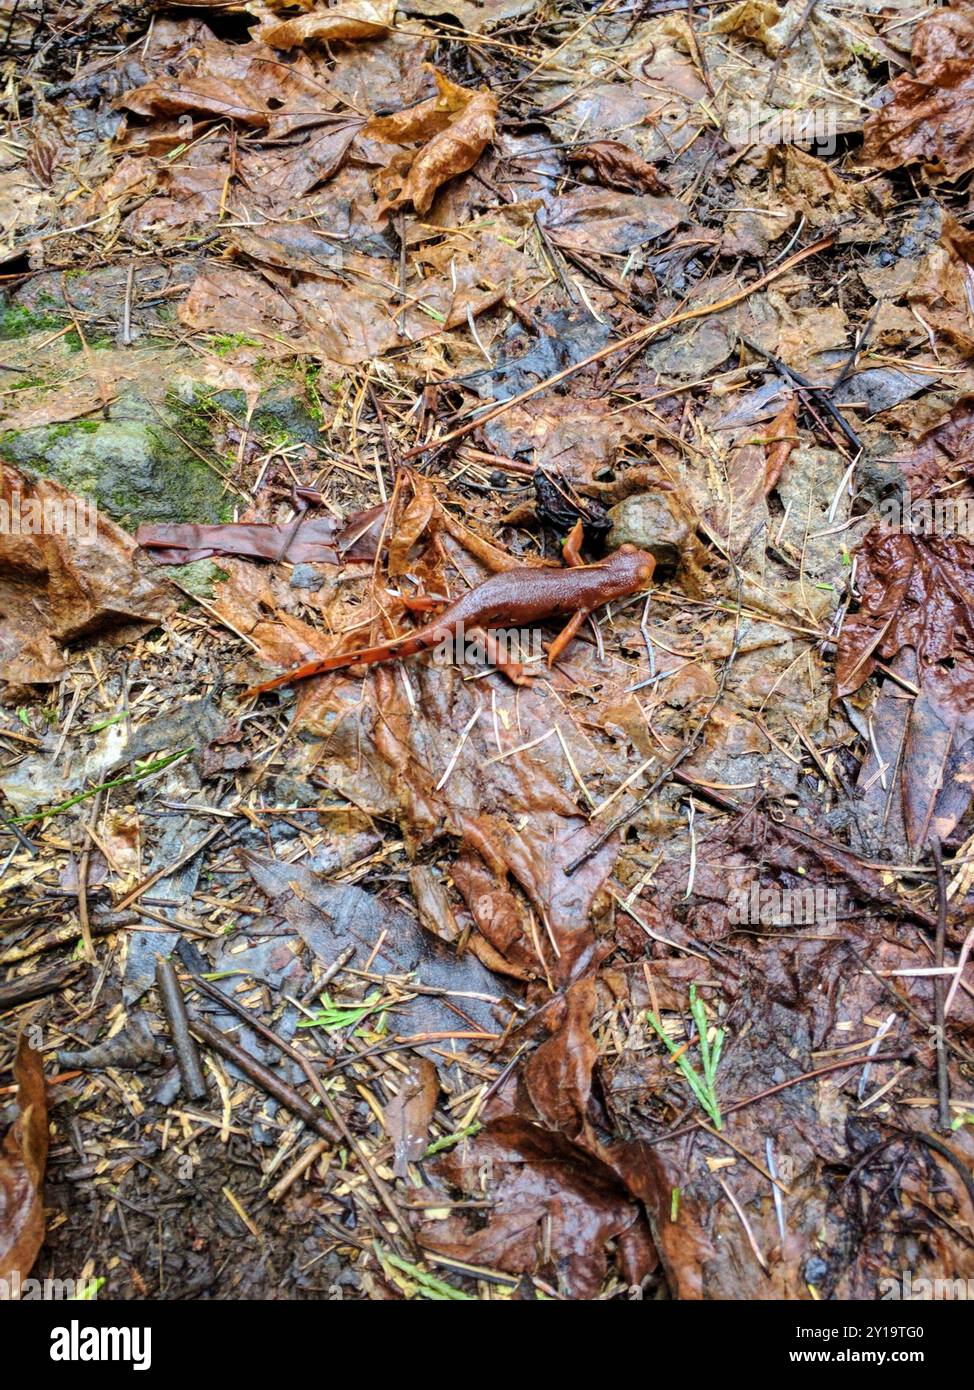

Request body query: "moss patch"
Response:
[0, 412, 231, 530]
[167, 560, 230, 600]
[0, 303, 66, 341]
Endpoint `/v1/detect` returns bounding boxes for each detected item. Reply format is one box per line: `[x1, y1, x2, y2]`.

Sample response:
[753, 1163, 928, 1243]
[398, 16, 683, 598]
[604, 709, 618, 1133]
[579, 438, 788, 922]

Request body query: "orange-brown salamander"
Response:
[243, 541, 656, 698]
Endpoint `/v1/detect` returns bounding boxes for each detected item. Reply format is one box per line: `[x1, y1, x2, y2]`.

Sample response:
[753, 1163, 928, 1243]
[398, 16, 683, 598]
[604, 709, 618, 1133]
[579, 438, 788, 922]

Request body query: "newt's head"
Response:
[610, 543, 657, 592]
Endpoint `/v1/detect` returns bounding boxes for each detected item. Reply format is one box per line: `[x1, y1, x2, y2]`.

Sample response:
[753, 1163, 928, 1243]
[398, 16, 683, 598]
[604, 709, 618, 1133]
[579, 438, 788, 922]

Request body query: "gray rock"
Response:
[290, 562, 324, 590]
[0, 392, 229, 529]
[212, 384, 321, 446]
[607, 492, 690, 573]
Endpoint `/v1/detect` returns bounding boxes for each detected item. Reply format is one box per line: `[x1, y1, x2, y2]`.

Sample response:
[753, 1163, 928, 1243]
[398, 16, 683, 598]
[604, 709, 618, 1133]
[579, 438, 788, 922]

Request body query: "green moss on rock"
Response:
[0, 303, 66, 341]
[167, 560, 230, 600]
[0, 407, 231, 530]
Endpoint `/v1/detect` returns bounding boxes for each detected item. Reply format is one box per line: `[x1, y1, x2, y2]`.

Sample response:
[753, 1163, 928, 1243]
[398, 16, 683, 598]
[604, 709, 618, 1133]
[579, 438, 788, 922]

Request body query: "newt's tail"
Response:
[242, 627, 445, 698]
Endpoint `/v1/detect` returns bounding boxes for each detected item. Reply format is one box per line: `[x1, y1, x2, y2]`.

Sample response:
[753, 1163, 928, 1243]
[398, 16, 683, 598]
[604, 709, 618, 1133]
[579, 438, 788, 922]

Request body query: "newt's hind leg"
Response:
[546, 607, 589, 666]
[481, 628, 535, 685]
[397, 593, 445, 613]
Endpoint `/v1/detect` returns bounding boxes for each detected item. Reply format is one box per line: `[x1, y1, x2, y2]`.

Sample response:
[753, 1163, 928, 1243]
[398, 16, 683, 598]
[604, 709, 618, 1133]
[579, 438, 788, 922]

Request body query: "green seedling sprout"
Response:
[647, 984, 724, 1129]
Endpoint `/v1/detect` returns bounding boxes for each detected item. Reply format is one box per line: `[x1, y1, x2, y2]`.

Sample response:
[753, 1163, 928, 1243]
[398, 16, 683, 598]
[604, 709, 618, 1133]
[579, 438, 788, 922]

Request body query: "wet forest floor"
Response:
[2, 0, 974, 1301]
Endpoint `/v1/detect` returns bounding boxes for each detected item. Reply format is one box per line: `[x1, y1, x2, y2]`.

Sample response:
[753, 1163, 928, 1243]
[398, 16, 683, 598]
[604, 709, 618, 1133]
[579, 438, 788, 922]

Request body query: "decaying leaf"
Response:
[836, 400, 974, 844]
[383, 1055, 439, 1176]
[0, 1039, 49, 1282]
[380, 87, 498, 214]
[904, 215, 974, 360]
[836, 531, 974, 700]
[418, 1116, 646, 1298]
[712, 0, 785, 55]
[568, 140, 669, 195]
[250, 0, 396, 47]
[763, 395, 799, 493]
[0, 464, 173, 697]
[364, 68, 473, 143]
[863, 3, 974, 177]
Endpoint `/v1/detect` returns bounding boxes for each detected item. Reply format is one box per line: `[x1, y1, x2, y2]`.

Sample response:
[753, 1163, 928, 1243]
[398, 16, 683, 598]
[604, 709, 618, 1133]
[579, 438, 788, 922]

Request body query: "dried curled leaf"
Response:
[387, 475, 436, 575]
[251, 0, 396, 48]
[0, 464, 173, 696]
[711, 0, 785, 56]
[364, 69, 474, 143]
[862, 4, 974, 178]
[835, 399, 974, 847]
[568, 140, 669, 196]
[835, 527, 974, 699]
[392, 90, 498, 214]
[383, 1055, 438, 1177]
[116, 76, 275, 125]
[0, 1039, 49, 1282]
[762, 395, 798, 494]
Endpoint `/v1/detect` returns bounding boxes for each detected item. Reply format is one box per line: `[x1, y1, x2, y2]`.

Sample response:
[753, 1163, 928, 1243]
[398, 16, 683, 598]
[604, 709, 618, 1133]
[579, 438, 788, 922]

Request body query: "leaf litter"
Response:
[0, 0, 973, 1304]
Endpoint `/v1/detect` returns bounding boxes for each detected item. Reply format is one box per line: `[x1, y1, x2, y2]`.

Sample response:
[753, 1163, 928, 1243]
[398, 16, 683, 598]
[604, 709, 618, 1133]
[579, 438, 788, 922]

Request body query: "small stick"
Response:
[741, 335, 862, 453]
[155, 956, 208, 1101]
[191, 973, 417, 1255]
[717, 1175, 769, 1276]
[121, 262, 135, 345]
[268, 1139, 329, 1203]
[188, 1013, 340, 1145]
[764, 0, 817, 101]
[929, 837, 952, 1134]
[0, 959, 85, 1012]
[114, 822, 232, 912]
[77, 788, 104, 963]
[300, 943, 356, 1005]
[0, 913, 140, 966]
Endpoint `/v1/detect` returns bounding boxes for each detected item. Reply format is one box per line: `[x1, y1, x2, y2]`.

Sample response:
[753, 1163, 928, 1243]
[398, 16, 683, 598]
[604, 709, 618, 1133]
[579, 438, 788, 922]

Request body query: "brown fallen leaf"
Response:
[0, 1039, 49, 1282]
[137, 503, 384, 565]
[762, 395, 799, 494]
[568, 140, 669, 196]
[836, 400, 974, 846]
[836, 527, 974, 848]
[387, 476, 436, 575]
[905, 216, 974, 361]
[835, 529, 974, 699]
[712, 0, 785, 55]
[383, 1055, 439, 1177]
[364, 69, 472, 143]
[116, 75, 277, 126]
[251, 0, 396, 48]
[383, 89, 498, 215]
[0, 464, 173, 697]
[418, 1114, 645, 1298]
[862, 3, 974, 178]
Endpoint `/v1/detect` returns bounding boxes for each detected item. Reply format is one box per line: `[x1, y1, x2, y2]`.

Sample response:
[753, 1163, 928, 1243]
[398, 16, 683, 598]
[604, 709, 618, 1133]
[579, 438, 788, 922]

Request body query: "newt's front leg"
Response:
[544, 520, 589, 664]
[546, 607, 590, 666]
[562, 519, 585, 568]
